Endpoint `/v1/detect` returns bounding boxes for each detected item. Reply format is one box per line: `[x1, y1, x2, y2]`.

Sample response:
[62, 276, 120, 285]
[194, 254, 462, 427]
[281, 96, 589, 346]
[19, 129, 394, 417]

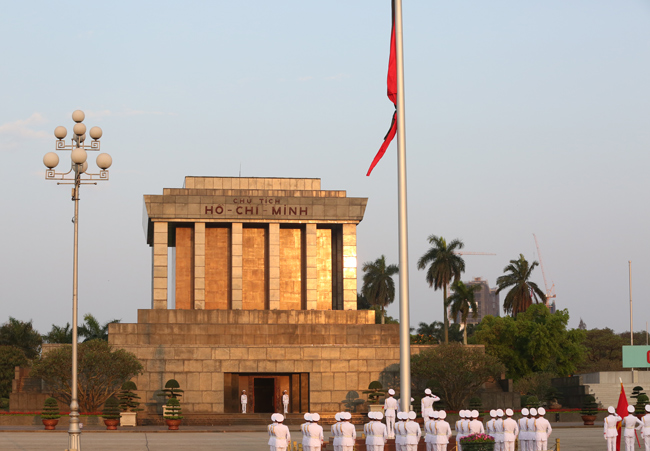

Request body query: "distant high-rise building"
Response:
[462, 277, 500, 325]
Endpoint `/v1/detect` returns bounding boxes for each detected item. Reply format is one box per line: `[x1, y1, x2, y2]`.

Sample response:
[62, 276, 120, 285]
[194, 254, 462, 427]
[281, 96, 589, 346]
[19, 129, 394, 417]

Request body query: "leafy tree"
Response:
[496, 254, 546, 316]
[417, 236, 465, 344]
[42, 323, 73, 344]
[575, 328, 625, 373]
[473, 305, 585, 380]
[0, 317, 42, 359]
[413, 321, 475, 344]
[362, 255, 399, 325]
[31, 340, 143, 412]
[446, 281, 480, 344]
[410, 344, 505, 411]
[0, 346, 28, 398]
[78, 314, 120, 342]
[578, 318, 587, 330]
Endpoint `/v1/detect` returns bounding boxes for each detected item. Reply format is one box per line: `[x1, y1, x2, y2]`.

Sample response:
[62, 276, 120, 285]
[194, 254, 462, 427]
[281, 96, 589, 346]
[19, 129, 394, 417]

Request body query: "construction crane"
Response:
[533, 233, 556, 311]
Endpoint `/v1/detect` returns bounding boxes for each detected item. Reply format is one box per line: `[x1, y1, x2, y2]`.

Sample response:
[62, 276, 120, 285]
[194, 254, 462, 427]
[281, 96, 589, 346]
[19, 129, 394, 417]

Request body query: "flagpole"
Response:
[394, 0, 411, 413]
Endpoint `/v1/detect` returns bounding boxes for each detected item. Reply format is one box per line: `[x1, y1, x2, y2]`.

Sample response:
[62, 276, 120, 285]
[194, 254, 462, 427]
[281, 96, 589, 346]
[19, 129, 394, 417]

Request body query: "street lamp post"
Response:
[42, 110, 112, 451]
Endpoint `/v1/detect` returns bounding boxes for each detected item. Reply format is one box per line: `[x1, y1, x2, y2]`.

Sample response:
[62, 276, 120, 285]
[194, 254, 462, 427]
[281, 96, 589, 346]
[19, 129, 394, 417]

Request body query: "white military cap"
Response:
[458, 410, 464, 418]
[538, 408, 546, 416]
[425, 388, 432, 395]
[311, 413, 320, 422]
[376, 412, 384, 420]
[439, 411, 447, 420]
[506, 409, 514, 417]
[646, 405, 650, 413]
[408, 411, 416, 420]
[471, 410, 479, 418]
[431, 411, 439, 419]
[335, 413, 341, 421]
[277, 414, 284, 422]
[530, 408, 537, 416]
[496, 409, 504, 417]
[628, 405, 635, 413]
[490, 410, 496, 418]
[521, 408, 529, 416]
[344, 412, 352, 420]
[608, 406, 615, 414]
[368, 412, 375, 419]
[271, 414, 278, 422]
[388, 389, 396, 395]
[304, 413, 312, 421]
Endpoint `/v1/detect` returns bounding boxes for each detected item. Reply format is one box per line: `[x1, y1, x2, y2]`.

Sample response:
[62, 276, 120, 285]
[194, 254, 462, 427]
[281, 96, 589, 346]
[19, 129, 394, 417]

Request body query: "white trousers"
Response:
[644, 435, 650, 451]
[606, 437, 616, 451]
[536, 439, 546, 451]
[426, 442, 435, 451]
[626, 436, 635, 451]
[435, 444, 447, 451]
[503, 440, 515, 451]
[283, 402, 288, 414]
[386, 416, 395, 438]
[366, 446, 385, 451]
[404, 445, 418, 451]
[241, 403, 247, 413]
[341, 447, 354, 451]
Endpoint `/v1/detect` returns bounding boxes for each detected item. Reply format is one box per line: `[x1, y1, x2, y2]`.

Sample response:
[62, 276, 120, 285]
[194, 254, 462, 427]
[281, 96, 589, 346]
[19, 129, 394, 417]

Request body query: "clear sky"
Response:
[1, 1, 649, 336]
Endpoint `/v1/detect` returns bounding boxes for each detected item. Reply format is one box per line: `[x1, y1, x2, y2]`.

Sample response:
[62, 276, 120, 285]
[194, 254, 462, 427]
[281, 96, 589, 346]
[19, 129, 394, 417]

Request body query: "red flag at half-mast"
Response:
[616, 383, 628, 451]
[367, 0, 397, 176]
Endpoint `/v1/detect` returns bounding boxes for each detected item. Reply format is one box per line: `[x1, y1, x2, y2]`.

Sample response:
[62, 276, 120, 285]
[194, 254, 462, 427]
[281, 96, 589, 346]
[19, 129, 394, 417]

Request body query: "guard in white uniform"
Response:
[308, 413, 324, 451]
[340, 412, 357, 451]
[241, 390, 248, 413]
[424, 411, 436, 451]
[268, 413, 278, 451]
[528, 409, 538, 451]
[301, 413, 312, 451]
[495, 409, 505, 451]
[502, 409, 518, 451]
[487, 410, 497, 438]
[604, 406, 622, 451]
[405, 411, 422, 451]
[282, 390, 289, 414]
[469, 410, 485, 434]
[517, 408, 530, 451]
[623, 405, 642, 451]
[395, 411, 407, 451]
[332, 413, 342, 451]
[366, 412, 388, 451]
[534, 408, 552, 451]
[274, 415, 291, 451]
[385, 389, 398, 438]
[641, 405, 650, 451]
[435, 410, 452, 451]
[454, 410, 465, 451]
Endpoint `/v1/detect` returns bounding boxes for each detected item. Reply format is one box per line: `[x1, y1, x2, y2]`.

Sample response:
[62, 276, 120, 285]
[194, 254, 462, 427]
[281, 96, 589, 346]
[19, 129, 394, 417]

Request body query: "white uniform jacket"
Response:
[435, 420, 452, 445]
[365, 420, 388, 446]
[517, 417, 529, 441]
[502, 418, 519, 442]
[604, 414, 622, 438]
[274, 424, 291, 449]
[642, 414, 650, 437]
[534, 418, 552, 440]
[308, 423, 324, 448]
[425, 420, 436, 444]
[268, 423, 277, 447]
[623, 414, 642, 437]
[404, 420, 422, 445]
[385, 397, 398, 417]
[340, 421, 357, 447]
[469, 419, 485, 435]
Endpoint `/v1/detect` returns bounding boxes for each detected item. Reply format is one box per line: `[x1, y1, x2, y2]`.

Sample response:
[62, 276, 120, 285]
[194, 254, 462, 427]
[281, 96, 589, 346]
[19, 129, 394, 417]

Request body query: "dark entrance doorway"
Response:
[253, 378, 275, 412]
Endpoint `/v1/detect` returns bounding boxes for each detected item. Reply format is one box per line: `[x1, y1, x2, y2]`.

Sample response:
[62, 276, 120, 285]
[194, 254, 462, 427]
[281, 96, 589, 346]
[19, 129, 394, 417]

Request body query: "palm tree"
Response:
[78, 314, 120, 342]
[416, 321, 444, 343]
[496, 254, 546, 316]
[446, 281, 480, 344]
[42, 323, 73, 344]
[417, 235, 465, 344]
[362, 255, 399, 324]
[0, 317, 42, 359]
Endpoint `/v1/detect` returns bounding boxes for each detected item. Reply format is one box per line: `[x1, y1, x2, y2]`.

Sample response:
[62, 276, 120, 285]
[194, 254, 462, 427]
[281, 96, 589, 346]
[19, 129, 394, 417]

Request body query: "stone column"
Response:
[194, 222, 205, 309]
[231, 223, 243, 310]
[305, 223, 318, 310]
[268, 223, 280, 310]
[342, 224, 357, 310]
[152, 221, 168, 309]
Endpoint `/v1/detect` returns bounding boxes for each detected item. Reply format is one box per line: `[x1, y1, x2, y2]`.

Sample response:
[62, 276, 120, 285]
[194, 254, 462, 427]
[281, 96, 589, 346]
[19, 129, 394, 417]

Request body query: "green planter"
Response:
[461, 442, 495, 451]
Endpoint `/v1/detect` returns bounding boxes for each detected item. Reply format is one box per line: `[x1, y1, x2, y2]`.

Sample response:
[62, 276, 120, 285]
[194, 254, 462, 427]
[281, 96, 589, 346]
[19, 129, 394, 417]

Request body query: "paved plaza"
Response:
[0, 425, 607, 451]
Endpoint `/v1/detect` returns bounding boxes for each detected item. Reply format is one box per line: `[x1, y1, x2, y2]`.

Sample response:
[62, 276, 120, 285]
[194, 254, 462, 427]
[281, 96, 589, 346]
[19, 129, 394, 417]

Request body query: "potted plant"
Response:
[118, 380, 142, 426]
[163, 398, 184, 430]
[362, 381, 387, 412]
[41, 397, 61, 430]
[469, 397, 483, 421]
[459, 433, 495, 451]
[580, 395, 599, 426]
[102, 396, 121, 430]
[158, 379, 184, 417]
[635, 393, 649, 418]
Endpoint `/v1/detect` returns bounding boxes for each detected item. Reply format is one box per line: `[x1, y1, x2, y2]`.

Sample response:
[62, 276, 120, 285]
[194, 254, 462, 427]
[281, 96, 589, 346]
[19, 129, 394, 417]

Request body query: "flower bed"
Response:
[459, 433, 495, 451]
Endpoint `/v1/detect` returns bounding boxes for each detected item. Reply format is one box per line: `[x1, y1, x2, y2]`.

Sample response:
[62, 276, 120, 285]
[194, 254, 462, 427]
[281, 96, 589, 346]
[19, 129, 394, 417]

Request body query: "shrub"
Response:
[102, 397, 121, 420]
[362, 381, 387, 405]
[42, 397, 61, 420]
[118, 381, 142, 412]
[581, 395, 598, 416]
[526, 396, 540, 408]
[158, 379, 184, 400]
[635, 393, 649, 415]
[163, 398, 184, 420]
[469, 397, 483, 411]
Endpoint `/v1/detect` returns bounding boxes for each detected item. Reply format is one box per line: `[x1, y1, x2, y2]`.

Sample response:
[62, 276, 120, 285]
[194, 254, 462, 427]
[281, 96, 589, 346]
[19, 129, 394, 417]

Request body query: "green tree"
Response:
[31, 340, 143, 412]
[417, 236, 465, 344]
[575, 328, 625, 373]
[411, 344, 505, 411]
[496, 254, 546, 316]
[362, 255, 399, 325]
[473, 304, 585, 380]
[446, 281, 480, 345]
[0, 317, 42, 359]
[78, 314, 120, 342]
[42, 323, 73, 344]
[0, 346, 28, 398]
